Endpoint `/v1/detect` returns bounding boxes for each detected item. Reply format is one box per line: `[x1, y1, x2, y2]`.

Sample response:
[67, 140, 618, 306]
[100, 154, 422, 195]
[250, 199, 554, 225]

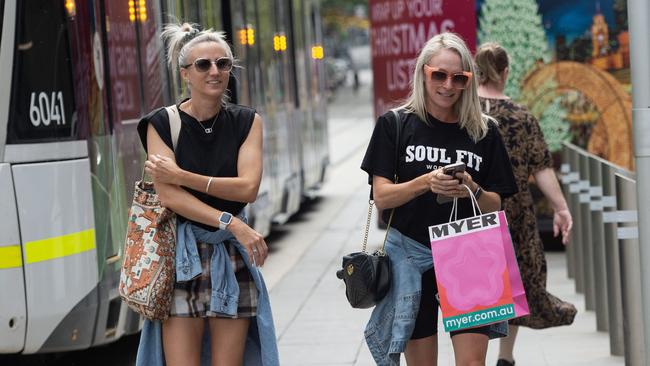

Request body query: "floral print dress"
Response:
[481, 97, 577, 328]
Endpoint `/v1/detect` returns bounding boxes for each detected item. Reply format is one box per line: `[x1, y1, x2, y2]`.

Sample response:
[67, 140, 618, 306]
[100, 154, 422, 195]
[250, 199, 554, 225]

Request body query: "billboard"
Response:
[477, 0, 632, 169]
[369, 0, 476, 119]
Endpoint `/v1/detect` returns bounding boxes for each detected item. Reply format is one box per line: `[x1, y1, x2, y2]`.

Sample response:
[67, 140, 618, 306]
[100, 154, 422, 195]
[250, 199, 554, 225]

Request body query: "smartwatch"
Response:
[218, 211, 233, 230]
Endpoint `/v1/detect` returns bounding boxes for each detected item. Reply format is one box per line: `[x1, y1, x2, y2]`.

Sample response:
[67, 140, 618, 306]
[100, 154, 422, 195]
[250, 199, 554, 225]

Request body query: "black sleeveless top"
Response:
[137, 101, 256, 230]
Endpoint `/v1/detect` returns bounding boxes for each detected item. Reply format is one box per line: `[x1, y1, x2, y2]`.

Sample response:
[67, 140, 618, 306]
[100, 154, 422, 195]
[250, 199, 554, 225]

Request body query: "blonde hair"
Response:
[160, 22, 235, 104]
[475, 42, 509, 85]
[399, 32, 492, 142]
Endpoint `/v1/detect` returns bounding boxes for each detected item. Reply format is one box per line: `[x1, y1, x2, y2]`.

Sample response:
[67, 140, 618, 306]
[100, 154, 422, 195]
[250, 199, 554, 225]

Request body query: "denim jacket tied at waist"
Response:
[364, 228, 508, 366]
[136, 218, 279, 366]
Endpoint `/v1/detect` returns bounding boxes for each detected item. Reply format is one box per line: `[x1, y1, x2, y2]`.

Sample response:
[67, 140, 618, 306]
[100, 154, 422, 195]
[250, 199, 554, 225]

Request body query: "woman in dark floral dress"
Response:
[475, 42, 577, 366]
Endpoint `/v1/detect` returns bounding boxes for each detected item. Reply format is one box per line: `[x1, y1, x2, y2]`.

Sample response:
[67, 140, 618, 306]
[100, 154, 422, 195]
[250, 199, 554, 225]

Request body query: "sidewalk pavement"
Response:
[262, 71, 625, 365]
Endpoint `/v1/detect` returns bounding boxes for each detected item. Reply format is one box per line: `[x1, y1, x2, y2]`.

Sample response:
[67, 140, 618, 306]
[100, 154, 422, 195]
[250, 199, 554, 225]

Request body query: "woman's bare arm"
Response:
[145, 114, 263, 203]
[145, 123, 268, 264]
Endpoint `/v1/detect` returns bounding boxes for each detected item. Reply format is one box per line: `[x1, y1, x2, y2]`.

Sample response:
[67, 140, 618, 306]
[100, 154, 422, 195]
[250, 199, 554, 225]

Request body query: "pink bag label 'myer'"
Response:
[430, 211, 519, 331]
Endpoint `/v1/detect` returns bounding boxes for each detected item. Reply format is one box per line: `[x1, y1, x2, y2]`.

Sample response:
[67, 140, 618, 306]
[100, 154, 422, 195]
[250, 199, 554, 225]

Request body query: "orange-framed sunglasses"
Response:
[423, 64, 473, 89]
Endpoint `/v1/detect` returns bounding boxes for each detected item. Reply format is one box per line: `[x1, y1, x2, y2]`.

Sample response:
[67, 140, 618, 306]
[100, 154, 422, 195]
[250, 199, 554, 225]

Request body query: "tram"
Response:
[0, 0, 328, 354]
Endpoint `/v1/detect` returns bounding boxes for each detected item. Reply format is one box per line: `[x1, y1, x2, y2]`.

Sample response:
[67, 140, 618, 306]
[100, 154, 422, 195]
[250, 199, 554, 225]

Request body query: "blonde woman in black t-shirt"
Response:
[362, 33, 518, 365]
[136, 23, 278, 366]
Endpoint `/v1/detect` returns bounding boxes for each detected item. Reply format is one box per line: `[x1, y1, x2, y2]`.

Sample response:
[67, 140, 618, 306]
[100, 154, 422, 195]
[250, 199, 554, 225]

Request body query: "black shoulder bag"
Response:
[336, 109, 401, 309]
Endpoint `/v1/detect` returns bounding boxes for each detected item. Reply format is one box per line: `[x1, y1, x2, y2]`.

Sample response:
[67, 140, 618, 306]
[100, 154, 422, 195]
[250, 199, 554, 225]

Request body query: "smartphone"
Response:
[442, 162, 466, 183]
[436, 162, 466, 204]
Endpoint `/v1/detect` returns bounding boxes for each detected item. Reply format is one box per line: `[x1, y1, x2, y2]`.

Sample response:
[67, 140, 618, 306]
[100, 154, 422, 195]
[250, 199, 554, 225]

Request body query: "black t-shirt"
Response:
[137, 101, 256, 230]
[361, 110, 517, 247]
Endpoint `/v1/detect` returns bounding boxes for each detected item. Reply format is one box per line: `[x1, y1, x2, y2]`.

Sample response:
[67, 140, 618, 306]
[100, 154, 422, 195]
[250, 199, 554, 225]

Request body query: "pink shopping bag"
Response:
[428, 190, 528, 332]
[499, 211, 530, 318]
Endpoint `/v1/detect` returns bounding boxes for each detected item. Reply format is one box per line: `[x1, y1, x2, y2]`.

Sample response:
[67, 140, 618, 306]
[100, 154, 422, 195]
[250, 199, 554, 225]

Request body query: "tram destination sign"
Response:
[369, 0, 476, 119]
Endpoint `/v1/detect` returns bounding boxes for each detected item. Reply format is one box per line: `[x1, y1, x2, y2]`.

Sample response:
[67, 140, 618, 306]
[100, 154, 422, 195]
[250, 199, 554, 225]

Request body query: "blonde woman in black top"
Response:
[137, 23, 276, 366]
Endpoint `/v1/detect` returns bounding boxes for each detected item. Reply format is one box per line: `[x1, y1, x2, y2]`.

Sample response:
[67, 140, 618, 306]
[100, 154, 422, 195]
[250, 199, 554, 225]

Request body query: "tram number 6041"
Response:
[29, 91, 66, 127]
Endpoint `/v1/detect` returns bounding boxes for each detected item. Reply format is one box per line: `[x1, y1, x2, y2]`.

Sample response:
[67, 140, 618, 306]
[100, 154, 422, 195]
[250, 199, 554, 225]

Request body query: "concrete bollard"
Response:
[601, 164, 624, 355]
[560, 144, 577, 278]
[588, 157, 608, 331]
[579, 153, 595, 310]
[568, 148, 584, 293]
[614, 173, 645, 366]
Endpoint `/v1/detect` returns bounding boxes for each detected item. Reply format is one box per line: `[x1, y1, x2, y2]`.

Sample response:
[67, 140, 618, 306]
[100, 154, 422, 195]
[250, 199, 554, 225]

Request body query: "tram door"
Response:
[264, 0, 302, 222]
[0, 0, 98, 353]
[289, 0, 320, 192]
[228, 0, 277, 235]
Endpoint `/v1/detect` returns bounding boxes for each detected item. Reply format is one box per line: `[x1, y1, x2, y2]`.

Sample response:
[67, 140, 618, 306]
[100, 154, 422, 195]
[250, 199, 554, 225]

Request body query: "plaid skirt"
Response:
[170, 240, 258, 318]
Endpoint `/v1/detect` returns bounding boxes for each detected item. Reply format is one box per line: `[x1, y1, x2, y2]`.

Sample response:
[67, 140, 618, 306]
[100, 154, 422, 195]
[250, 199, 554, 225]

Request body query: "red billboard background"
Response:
[369, 0, 476, 119]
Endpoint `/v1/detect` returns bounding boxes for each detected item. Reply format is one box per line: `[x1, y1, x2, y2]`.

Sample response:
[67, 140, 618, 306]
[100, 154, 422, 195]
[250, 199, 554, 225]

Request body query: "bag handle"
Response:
[449, 184, 483, 222]
[165, 105, 182, 152]
[362, 109, 401, 254]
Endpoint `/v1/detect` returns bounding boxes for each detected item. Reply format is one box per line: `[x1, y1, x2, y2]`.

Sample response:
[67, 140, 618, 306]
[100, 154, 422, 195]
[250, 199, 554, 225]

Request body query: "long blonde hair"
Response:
[399, 32, 493, 142]
[160, 22, 235, 105]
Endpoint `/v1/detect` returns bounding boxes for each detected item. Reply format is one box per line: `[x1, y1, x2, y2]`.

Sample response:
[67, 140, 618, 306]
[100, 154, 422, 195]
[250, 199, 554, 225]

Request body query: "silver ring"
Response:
[253, 248, 258, 254]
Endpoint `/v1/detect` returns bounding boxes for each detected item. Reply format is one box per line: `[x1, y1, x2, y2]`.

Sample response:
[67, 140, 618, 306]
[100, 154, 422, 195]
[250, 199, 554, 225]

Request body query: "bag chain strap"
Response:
[361, 200, 374, 253]
[361, 174, 397, 256]
[361, 109, 400, 256]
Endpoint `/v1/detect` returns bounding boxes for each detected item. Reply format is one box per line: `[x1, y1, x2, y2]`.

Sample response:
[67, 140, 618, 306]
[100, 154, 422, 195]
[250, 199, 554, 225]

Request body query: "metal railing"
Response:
[561, 142, 645, 364]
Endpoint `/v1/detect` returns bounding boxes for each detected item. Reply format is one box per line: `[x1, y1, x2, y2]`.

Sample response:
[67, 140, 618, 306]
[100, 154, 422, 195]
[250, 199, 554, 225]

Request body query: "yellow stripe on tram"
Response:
[0, 245, 23, 269]
[24, 229, 96, 264]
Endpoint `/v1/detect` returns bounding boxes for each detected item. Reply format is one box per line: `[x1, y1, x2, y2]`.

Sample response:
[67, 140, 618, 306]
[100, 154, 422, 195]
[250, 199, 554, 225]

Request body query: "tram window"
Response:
[257, 0, 282, 103]
[7, 1, 76, 143]
[200, 0, 223, 30]
[168, 0, 222, 30]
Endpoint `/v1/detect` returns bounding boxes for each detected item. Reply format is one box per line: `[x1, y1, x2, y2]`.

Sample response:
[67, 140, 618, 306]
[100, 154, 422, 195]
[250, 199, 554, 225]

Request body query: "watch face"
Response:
[220, 212, 233, 225]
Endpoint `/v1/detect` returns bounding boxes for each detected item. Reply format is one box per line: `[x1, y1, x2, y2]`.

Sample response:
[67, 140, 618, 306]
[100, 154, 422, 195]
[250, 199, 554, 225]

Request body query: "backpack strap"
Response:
[164, 105, 182, 152]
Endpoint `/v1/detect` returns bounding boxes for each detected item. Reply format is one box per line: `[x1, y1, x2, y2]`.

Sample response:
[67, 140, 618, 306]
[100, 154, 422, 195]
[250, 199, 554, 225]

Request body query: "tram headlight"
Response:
[239, 26, 255, 46]
[311, 45, 324, 60]
[239, 29, 247, 45]
[139, 0, 147, 22]
[247, 26, 255, 46]
[274, 33, 287, 53]
[65, 0, 76, 17]
[128, 0, 136, 22]
[128, 0, 147, 23]
[280, 34, 287, 51]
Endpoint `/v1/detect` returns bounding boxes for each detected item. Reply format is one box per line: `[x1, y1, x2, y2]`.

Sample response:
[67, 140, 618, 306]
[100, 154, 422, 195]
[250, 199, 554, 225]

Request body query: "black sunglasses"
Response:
[183, 57, 233, 72]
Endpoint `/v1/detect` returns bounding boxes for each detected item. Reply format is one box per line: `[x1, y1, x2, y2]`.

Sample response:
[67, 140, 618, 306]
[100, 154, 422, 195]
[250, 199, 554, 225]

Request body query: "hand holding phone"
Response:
[436, 162, 466, 204]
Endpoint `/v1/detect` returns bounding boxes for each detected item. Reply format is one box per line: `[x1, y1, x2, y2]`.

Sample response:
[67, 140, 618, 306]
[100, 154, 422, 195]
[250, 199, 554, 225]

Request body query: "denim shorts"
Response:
[411, 268, 491, 339]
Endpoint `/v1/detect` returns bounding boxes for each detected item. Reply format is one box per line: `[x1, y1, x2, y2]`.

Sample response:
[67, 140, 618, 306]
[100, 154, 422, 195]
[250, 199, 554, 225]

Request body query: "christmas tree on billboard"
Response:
[479, 0, 550, 100]
[539, 97, 570, 152]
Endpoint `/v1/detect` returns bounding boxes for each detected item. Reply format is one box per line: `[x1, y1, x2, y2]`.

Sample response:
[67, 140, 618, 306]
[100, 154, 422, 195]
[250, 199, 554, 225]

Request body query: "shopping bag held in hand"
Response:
[119, 105, 181, 321]
[428, 185, 529, 332]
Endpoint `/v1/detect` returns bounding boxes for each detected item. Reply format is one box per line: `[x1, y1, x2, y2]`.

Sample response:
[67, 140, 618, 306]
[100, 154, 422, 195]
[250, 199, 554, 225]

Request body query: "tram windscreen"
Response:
[7, 1, 76, 143]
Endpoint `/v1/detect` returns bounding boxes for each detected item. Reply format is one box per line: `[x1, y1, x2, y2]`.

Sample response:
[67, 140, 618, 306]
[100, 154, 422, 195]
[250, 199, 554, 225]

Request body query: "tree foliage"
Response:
[479, 0, 549, 100]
